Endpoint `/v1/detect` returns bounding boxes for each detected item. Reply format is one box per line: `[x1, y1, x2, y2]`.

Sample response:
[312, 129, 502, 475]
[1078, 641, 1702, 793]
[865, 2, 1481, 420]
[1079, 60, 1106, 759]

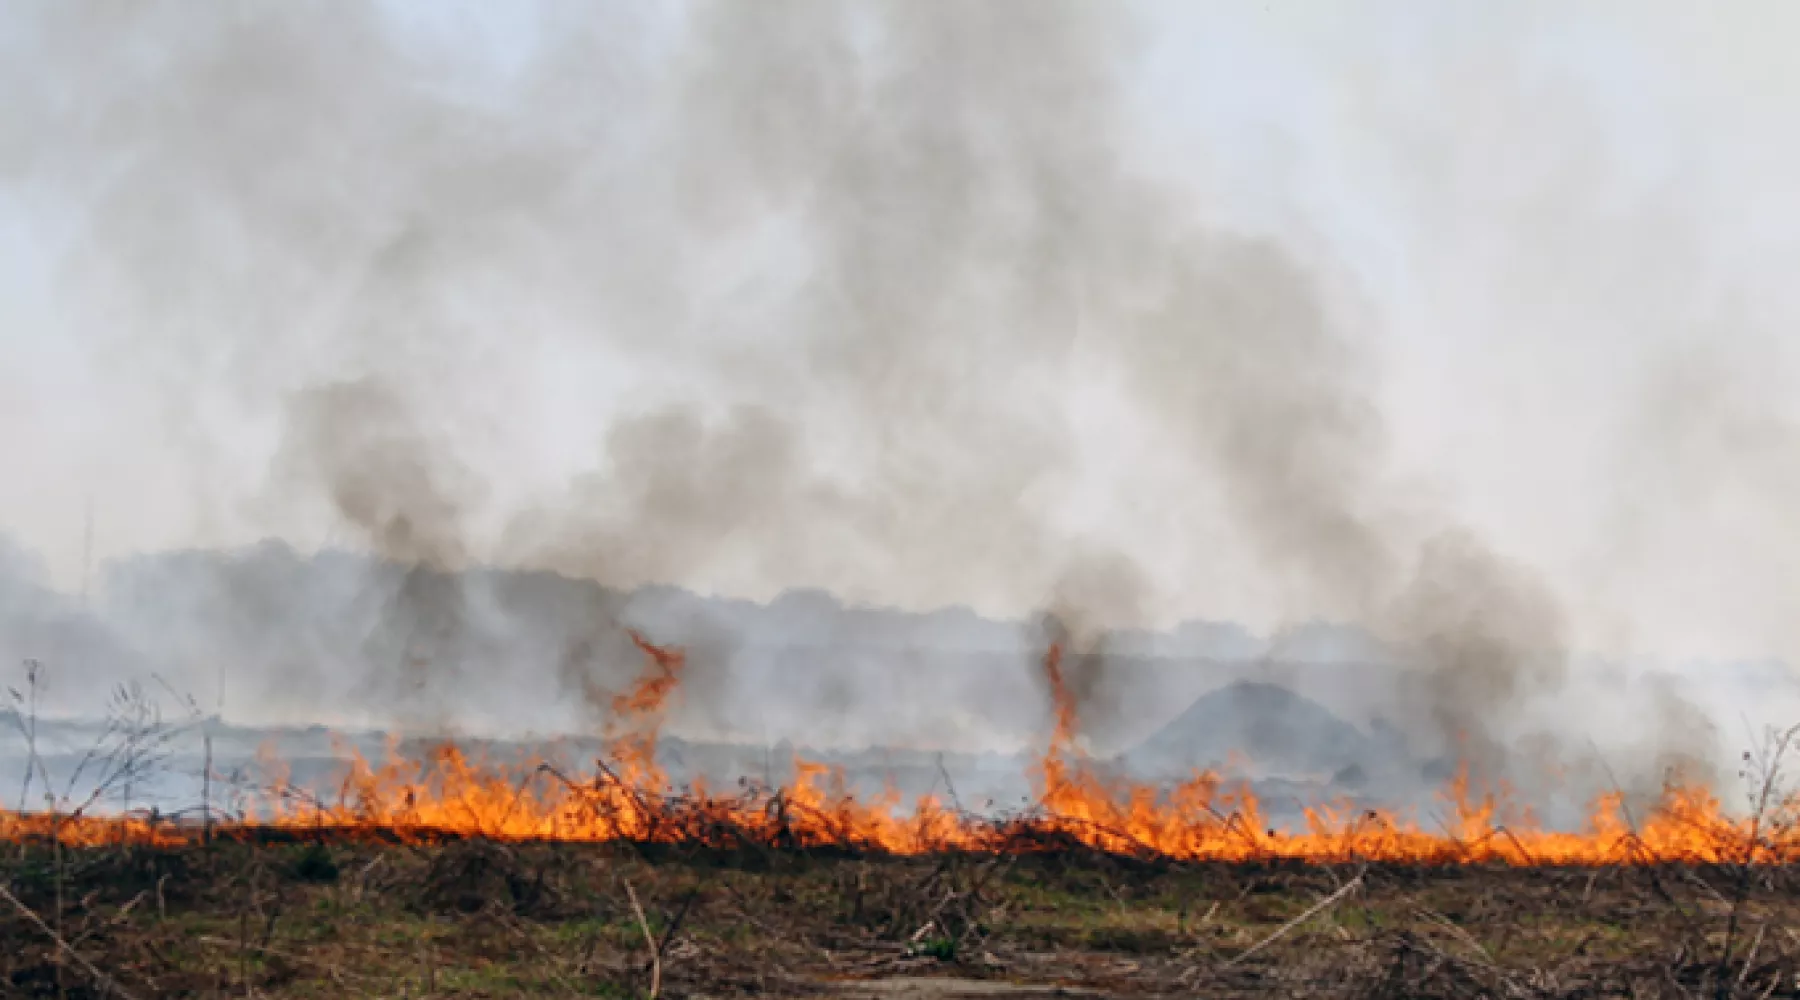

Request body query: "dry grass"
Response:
[5, 836, 1800, 998]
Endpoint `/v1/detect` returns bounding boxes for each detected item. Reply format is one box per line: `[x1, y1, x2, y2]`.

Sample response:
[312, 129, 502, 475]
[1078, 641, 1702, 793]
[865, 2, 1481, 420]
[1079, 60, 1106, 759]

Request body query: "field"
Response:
[8, 648, 1800, 997]
[6, 835, 1800, 999]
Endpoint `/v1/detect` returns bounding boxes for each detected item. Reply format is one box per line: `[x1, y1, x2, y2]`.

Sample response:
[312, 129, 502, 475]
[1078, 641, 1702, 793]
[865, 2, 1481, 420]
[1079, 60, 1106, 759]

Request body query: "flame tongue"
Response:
[605, 630, 686, 789]
[0, 639, 1784, 864]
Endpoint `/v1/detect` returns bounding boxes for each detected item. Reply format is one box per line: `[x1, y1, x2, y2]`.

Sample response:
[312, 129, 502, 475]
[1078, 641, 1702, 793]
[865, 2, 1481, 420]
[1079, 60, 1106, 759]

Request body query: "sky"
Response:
[5, 0, 1800, 675]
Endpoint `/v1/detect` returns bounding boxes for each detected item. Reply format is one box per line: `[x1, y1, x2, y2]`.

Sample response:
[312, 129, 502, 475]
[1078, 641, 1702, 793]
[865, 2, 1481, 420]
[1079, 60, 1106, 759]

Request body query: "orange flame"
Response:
[3, 640, 1794, 865]
[604, 629, 686, 787]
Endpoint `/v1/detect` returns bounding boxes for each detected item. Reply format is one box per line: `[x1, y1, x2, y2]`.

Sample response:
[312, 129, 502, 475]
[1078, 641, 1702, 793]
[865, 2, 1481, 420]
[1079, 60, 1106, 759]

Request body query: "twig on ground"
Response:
[71, 888, 148, 948]
[1220, 873, 1363, 969]
[656, 885, 701, 963]
[0, 880, 141, 1000]
[1737, 922, 1766, 991]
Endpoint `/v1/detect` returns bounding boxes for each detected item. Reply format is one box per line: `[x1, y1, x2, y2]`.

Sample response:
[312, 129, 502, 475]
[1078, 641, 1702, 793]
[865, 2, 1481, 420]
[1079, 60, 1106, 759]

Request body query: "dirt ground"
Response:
[5, 837, 1800, 999]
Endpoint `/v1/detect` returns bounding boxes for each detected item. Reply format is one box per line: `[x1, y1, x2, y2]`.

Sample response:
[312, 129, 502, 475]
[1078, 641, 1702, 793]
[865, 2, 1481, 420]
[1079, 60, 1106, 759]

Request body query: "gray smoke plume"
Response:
[1027, 550, 1155, 753]
[269, 377, 483, 725]
[2, 0, 1673, 784]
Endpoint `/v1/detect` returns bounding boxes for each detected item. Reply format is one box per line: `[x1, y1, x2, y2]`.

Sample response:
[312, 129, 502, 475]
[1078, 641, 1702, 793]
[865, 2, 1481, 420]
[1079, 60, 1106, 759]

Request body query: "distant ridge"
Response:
[1120, 680, 1378, 780]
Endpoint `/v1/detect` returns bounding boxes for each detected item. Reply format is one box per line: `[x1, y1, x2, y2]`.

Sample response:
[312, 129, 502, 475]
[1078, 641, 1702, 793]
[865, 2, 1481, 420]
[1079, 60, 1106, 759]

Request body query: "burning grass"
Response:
[0, 746, 1777, 867]
[5, 638, 1795, 866]
[8, 638, 1800, 996]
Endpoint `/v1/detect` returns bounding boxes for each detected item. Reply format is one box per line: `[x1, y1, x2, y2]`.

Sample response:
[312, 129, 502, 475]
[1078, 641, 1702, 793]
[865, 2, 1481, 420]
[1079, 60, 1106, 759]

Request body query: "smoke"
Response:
[267, 377, 484, 725]
[1029, 549, 1153, 752]
[1383, 532, 1569, 771]
[2, 0, 1778, 786]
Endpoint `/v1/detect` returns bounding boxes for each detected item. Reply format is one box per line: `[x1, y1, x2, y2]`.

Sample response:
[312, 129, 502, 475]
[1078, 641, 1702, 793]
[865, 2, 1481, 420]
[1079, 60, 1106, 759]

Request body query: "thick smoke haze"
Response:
[4, 2, 1800, 793]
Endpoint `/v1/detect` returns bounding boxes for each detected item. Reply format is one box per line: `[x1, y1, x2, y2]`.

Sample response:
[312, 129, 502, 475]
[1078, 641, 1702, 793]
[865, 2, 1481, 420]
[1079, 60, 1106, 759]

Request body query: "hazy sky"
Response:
[6, 1, 1800, 666]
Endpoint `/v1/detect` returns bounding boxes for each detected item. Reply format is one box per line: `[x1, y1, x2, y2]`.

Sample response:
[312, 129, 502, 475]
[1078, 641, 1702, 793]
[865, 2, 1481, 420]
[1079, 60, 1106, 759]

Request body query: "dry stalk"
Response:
[656, 885, 701, 960]
[1412, 904, 1496, 968]
[71, 889, 147, 949]
[1219, 872, 1363, 969]
[625, 878, 662, 1000]
[0, 880, 140, 1000]
[1736, 922, 1766, 991]
[1721, 722, 1800, 995]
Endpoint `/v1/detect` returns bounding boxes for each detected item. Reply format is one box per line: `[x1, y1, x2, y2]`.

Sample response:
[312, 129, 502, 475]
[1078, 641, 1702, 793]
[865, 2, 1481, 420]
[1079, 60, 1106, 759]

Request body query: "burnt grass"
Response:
[5, 836, 1800, 999]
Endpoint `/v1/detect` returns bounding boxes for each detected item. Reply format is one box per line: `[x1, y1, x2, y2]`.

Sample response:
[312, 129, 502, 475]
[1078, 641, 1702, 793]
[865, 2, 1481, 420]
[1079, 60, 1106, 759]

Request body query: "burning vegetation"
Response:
[7, 639, 1800, 998]
[2, 637, 1792, 866]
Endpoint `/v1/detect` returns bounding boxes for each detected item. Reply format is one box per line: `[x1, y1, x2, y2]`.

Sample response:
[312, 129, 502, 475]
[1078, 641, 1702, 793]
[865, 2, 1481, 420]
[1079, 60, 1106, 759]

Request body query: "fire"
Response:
[3, 639, 1796, 865]
[605, 629, 686, 787]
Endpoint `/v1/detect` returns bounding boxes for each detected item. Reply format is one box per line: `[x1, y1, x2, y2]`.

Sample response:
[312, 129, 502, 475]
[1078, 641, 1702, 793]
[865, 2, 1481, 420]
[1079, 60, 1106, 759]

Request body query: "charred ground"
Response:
[6, 835, 1800, 999]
